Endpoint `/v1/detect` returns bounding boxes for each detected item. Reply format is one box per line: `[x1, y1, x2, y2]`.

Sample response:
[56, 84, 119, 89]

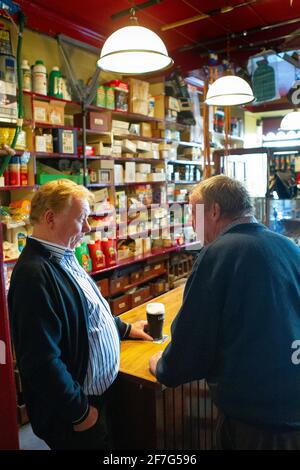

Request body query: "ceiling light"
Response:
[97, 13, 173, 75]
[205, 75, 254, 106]
[280, 110, 300, 130]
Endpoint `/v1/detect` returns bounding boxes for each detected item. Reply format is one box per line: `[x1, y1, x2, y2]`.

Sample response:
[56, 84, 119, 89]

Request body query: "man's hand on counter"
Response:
[129, 320, 153, 341]
[149, 351, 163, 377]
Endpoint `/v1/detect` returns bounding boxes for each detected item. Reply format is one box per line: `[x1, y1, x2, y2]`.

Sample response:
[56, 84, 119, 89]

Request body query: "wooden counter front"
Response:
[110, 285, 218, 450]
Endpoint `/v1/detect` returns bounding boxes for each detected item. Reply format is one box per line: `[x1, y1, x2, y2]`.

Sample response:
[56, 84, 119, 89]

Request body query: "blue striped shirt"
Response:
[30, 237, 120, 396]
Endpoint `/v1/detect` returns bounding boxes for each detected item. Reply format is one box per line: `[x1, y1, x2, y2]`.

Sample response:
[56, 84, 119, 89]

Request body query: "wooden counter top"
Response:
[119, 285, 184, 386]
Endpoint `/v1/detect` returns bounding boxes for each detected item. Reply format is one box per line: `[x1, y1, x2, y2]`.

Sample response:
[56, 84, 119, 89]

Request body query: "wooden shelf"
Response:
[35, 122, 78, 130]
[23, 90, 80, 107]
[90, 242, 197, 276]
[35, 152, 80, 159]
[87, 183, 114, 188]
[167, 200, 189, 204]
[167, 159, 202, 165]
[212, 132, 244, 141]
[110, 270, 168, 296]
[84, 155, 162, 164]
[0, 185, 37, 191]
[172, 141, 202, 148]
[115, 181, 164, 187]
[168, 180, 198, 184]
[86, 105, 163, 124]
[115, 134, 164, 143]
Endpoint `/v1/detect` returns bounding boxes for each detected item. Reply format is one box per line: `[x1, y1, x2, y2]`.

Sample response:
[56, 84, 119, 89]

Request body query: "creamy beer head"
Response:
[146, 302, 165, 315]
[146, 303, 165, 340]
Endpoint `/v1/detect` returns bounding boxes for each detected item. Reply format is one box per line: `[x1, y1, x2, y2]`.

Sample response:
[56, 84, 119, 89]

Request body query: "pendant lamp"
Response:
[280, 110, 300, 130]
[97, 11, 173, 74]
[205, 75, 254, 106]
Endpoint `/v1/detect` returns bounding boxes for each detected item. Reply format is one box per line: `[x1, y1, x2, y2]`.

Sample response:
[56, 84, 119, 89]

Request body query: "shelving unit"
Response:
[1, 89, 200, 311]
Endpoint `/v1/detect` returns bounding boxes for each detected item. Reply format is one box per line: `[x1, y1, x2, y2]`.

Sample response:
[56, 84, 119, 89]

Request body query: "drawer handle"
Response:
[119, 302, 125, 308]
[154, 264, 161, 270]
[134, 296, 141, 302]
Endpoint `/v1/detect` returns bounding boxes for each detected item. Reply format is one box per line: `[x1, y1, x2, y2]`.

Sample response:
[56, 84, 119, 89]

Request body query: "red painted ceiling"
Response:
[15, 0, 300, 74]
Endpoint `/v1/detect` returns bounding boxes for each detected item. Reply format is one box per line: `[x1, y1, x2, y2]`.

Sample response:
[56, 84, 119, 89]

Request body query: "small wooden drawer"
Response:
[110, 275, 129, 295]
[96, 278, 109, 297]
[110, 294, 130, 316]
[130, 270, 143, 283]
[129, 285, 151, 308]
[148, 262, 165, 277]
[18, 404, 29, 426]
[143, 265, 152, 277]
[150, 279, 167, 296]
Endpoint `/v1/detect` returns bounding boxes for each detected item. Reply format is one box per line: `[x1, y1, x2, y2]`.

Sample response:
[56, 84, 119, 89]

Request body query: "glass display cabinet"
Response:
[213, 146, 300, 245]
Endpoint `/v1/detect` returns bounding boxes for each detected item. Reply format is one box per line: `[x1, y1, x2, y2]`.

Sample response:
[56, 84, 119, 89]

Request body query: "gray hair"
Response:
[190, 175, 253, 218]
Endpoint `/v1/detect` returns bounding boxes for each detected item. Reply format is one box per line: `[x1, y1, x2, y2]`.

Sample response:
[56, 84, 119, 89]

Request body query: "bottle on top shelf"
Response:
[32, 59, 47, 96]
[49, 66, 63, 99]
[21, 59, 32, 92]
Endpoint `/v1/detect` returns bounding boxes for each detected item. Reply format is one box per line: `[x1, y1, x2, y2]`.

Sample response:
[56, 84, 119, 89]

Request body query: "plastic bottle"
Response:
[8, 156, 20, 186]
[20, 160, 28, 186]
[32, 60, 47, 95]
[49, 66, 62, 98]
[88, 240, 106, 271]
[21, 59, 32, 92]
[75, 242, 92, 272]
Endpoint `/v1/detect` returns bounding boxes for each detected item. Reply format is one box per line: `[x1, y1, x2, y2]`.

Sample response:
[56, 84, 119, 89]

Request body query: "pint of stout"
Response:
[146, 302, 165, 340]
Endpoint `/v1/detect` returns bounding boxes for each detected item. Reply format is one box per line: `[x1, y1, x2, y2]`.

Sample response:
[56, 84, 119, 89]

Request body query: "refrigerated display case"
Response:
[213, 146, 300, 244]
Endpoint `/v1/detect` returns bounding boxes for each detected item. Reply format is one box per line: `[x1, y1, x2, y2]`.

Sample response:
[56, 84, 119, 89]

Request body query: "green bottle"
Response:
[49, 66, 63, 98]
[75, 242, 92, 272]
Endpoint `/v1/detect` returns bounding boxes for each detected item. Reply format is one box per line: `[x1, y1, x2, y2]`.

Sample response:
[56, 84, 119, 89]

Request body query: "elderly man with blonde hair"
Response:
[9, 179, 151, 450]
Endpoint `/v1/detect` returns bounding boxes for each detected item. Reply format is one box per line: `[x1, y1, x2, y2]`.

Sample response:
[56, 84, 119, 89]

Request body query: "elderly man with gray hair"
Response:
[150, 175, 300, 450]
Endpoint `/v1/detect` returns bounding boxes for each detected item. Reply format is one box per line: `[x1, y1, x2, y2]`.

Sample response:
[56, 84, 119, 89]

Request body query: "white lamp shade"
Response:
[97, 25, 173, 74]
[280, 111, 300, 130]
[205, 75, 254, 106]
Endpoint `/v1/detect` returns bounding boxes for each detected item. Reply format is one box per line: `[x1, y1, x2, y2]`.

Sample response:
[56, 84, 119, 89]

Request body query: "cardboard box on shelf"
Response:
[149, 81, 165, 96]
[35, 135, 46, 152]
[129, 78, 149, 102]
[154, 95, 165, 119]
[92, 187, 109, 203]
[114, 164, 124, 184]
[33, 100, 49, 123]
[148, 172, 165, 182]
[166, 96, 180, 112]
[125, 161, 136, 183]
[52, 129, 77, 154]
[49, 100, 65, 125]
[74, 111, 112, 132]
[136, 163, 151, 173]
[131, 99, 149, 116]
[143, 237, 152, 254]
[112, 120, 130, 130]
[140, 122, 152, 138]
[122, 139, 137, 153]
[135, 172, 148, 182]
[136, 140, 152, 152]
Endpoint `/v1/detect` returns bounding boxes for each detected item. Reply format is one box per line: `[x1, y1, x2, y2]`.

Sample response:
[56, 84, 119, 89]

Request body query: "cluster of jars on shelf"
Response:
[269, 154, 296, 175]
[213, 108, 243, 136]
[21, 59, 71, 100]
[168, 163, 202, 182]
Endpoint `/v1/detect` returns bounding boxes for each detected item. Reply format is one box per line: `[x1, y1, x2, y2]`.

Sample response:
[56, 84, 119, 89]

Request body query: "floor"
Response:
[19, 424, 49, 450]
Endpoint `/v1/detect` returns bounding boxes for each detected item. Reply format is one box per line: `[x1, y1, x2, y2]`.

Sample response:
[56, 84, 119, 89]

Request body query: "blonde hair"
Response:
[30, 179, 94, 225]
[190, 175, 253, 218]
